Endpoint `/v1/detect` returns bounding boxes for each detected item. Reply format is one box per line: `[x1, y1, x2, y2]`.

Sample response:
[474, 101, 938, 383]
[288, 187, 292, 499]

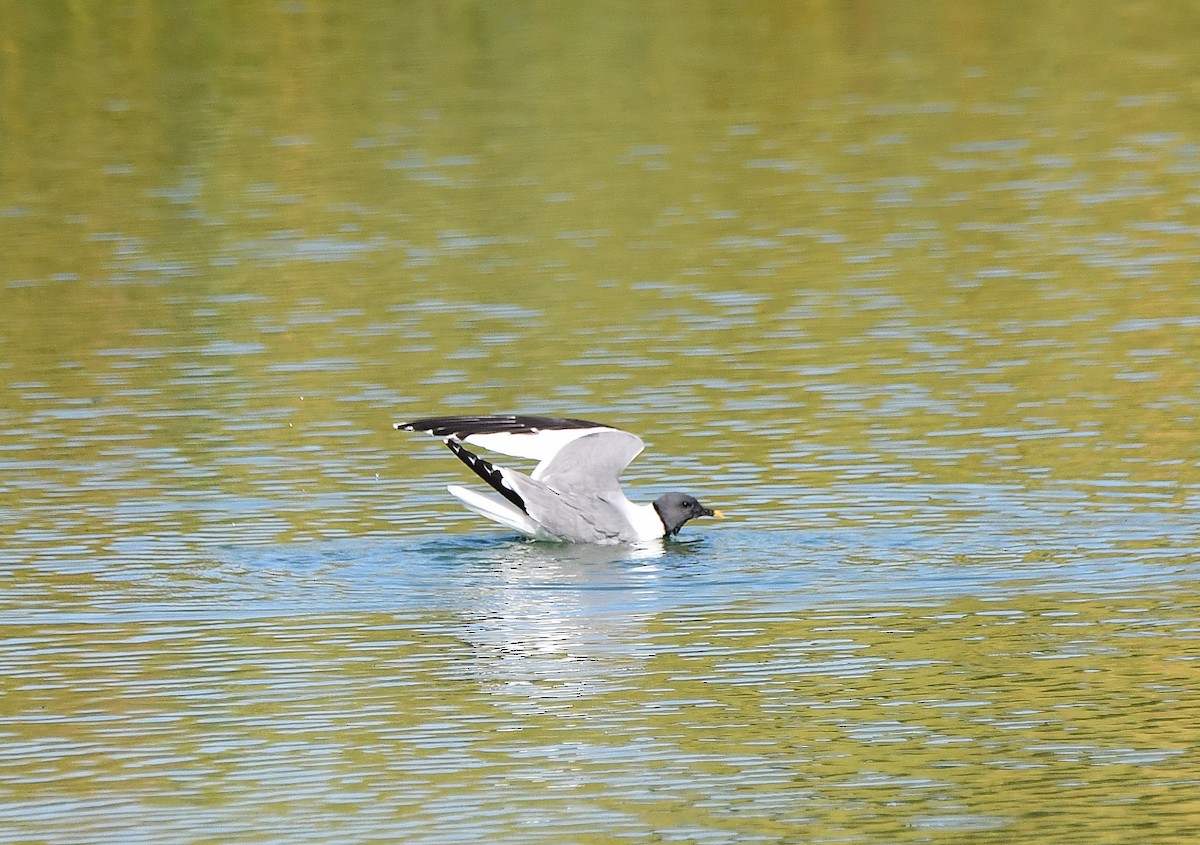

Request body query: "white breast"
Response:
[614, 499, 667, 541]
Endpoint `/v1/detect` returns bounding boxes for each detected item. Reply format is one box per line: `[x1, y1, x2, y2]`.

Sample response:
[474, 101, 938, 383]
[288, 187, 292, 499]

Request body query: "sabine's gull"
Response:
[396, 414, 723, 544]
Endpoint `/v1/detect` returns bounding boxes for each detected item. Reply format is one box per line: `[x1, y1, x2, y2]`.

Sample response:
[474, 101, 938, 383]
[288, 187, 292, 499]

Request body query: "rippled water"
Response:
[3, 2, 1200, 843]
[4, 524, 1198, 843]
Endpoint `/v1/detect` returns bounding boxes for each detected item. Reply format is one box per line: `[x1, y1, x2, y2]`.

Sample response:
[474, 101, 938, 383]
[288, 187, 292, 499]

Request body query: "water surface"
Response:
[2, 2, 1199, 842]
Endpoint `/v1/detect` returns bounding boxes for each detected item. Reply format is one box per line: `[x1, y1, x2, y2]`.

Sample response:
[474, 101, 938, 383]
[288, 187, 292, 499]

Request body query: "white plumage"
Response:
[395, 415, 722, 544]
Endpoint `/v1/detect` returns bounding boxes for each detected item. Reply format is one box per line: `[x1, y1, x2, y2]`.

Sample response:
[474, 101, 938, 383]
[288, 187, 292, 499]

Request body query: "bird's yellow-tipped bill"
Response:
[711, 510, 725, 519]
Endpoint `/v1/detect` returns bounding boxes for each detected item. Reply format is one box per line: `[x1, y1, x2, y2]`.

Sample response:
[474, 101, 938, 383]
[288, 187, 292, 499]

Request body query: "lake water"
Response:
[2, 2, 1199, 842]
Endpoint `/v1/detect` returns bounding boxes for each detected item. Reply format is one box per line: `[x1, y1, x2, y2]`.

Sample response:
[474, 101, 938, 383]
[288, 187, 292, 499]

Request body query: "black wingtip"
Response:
[398, 414, 611, 439]
[445, 440, 528, 513]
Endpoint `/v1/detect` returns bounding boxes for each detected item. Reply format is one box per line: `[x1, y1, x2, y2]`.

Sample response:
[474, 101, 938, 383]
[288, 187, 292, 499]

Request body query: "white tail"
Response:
[446, 485, 547, 538]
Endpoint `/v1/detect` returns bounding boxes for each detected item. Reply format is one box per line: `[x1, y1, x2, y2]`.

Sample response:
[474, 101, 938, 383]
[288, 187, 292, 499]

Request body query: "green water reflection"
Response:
[2, 592, 1197, 842]
[2, 1, 1199, 842]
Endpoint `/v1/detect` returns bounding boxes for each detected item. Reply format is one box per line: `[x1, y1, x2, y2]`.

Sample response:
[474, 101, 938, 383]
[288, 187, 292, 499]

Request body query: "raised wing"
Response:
[394, 415, 637, 476]
[531, 430, 645, 495]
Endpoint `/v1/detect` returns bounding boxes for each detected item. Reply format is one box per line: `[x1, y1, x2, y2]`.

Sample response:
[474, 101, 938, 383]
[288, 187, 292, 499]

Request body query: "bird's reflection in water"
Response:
[453, 539, 670, 703]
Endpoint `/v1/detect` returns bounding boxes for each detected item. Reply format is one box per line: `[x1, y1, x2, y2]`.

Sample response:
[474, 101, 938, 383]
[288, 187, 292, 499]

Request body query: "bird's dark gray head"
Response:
[653, 492, 724, 537]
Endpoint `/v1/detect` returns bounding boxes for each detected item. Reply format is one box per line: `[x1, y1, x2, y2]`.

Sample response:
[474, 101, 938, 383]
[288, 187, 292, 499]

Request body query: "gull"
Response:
[395, 414, 723, 544]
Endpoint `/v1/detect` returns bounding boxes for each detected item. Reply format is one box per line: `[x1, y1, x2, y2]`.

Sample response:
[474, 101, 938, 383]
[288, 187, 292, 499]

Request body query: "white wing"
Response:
[395, 415, 643, 481]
